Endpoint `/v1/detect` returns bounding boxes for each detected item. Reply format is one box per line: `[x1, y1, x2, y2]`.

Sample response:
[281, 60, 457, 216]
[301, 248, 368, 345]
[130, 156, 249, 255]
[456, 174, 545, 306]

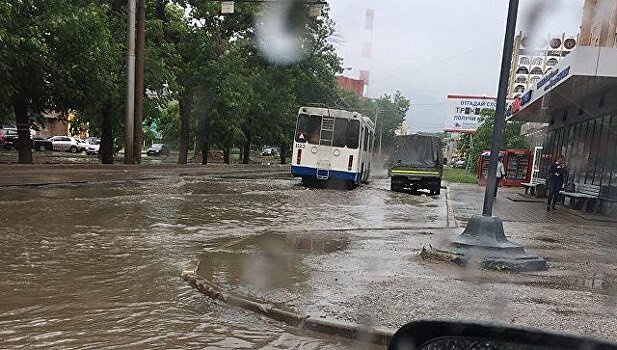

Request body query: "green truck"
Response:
[387, 134, 444, 195]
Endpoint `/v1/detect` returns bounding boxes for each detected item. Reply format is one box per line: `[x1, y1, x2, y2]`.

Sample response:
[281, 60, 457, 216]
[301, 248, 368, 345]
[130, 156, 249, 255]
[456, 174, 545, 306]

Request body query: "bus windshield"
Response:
[295, 114, 321, 144]
[296, 114, 361, 149]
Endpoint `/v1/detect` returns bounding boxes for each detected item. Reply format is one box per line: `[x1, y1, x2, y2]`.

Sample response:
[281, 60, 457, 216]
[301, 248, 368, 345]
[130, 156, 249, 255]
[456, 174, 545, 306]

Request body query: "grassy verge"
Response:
[443, 167, 478, 184]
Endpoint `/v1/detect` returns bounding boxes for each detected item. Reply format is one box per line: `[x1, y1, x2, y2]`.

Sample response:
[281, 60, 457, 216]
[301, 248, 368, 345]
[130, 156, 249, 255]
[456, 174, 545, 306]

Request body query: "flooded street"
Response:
[0, 173, 442, 349]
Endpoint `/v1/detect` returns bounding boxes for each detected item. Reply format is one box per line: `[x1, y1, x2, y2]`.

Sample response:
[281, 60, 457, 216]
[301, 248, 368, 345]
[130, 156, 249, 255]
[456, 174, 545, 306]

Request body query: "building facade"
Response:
[510, 47, 617, 216]
[336, 76, 365, 97]
[579, 0, 617, 48]
[508, 32, 578, 99]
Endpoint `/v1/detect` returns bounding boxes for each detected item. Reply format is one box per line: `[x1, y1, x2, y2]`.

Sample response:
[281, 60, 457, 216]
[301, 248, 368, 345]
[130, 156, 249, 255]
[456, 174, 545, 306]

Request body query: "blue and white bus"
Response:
[291, 107, 375, 188]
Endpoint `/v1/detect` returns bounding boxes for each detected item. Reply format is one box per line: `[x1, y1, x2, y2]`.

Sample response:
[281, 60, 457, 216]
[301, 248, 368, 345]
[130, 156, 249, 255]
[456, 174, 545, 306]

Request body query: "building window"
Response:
[515, 76, 527, 84]
[530, 76, 540, 84]
[546, 58, 558, 67]
[530, 67, 544, 75]
[519, 57, 530, 65]
[608, 115, 617, 198]
[546, 67, 552, 74]
[532, 57, 543, 66]
[514, 85, 525, 93]
[596, 115, 611, 186]
[516, 67, 529, 74]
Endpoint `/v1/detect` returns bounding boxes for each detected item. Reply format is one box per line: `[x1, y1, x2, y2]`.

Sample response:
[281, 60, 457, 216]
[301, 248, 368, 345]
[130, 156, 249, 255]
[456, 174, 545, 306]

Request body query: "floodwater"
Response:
[0, 175, 440, 349]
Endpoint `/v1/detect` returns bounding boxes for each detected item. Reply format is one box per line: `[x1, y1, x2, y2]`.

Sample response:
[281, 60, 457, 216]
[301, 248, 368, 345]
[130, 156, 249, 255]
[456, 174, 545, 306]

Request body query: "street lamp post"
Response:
[431, 0, 547, 272]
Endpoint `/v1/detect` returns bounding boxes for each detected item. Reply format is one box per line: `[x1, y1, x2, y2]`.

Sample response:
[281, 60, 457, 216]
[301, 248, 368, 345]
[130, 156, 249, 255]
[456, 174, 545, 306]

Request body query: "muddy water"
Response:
[0, 176, 438, 349]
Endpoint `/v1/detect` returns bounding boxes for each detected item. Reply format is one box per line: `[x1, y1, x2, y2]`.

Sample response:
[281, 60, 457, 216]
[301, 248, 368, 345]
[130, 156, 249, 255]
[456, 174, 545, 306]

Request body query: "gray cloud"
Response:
[330, 0, 583, 132]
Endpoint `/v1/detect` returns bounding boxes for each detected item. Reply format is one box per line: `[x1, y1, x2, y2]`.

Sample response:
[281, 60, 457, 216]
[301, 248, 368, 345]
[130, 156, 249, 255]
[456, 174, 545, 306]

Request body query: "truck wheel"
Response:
[69, 146, 77, 153]
[390, 180, 401, 192]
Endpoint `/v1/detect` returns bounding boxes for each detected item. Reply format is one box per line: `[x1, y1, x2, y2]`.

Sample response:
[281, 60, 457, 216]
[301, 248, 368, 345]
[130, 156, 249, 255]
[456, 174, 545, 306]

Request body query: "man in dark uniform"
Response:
[547, 155, 566, 210]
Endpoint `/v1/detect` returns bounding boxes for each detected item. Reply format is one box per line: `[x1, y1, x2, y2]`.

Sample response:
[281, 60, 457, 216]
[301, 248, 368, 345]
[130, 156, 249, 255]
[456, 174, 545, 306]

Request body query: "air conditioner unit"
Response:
[549, 38, 562, 49]
[563, 38, 577, 50]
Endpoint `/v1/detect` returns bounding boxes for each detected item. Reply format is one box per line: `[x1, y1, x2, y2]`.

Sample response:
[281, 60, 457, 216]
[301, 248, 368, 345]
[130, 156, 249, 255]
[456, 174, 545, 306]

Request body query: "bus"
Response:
[291, 106, 375, 188]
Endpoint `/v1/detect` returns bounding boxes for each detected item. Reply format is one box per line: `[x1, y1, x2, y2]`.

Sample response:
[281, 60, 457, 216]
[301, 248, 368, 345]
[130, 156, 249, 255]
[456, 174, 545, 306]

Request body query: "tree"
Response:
[0, 0, 112, 163]
[341, 90, 411, 154]
[464, 108, 528, 171]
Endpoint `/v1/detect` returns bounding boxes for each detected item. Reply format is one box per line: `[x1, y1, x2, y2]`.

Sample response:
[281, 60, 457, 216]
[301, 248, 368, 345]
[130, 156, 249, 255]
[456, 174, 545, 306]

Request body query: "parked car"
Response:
[48, 136, 81, 153]
[146, 143, 170, 157]
[261, 147, 278, 156]
[32, 136, 53, 152]
[76, 139, 89, 152]
[85, 138, 101, 155]
[453, 159, 467, 168]
[0, 128, 18, 150]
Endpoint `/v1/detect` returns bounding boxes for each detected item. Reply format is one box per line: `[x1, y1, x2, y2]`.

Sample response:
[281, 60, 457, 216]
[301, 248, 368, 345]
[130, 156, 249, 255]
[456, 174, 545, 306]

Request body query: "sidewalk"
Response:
[448, 182, 611, 226]
[186, 182, 617, 344]
[0, 163, 291, 187]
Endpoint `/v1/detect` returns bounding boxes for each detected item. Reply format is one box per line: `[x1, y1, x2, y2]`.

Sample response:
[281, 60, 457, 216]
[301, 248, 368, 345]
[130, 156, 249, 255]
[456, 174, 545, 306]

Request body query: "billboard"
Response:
[444, 95, 511, 134]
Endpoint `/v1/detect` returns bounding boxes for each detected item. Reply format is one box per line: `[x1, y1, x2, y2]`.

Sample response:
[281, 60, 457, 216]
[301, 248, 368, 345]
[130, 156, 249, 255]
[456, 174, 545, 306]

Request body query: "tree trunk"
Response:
[223, 147, 230, 164]
[133, 0, 146, 164]
[279, 144, 287, 165]
[242, 139, 251, 165]
[178, 86, 192, 164]
[242, 122, 251, 164]
[13, 102, 32, 164]
[100, 105, 114, 164]
[200, 133, 209, 165]
[239, 146, 243, 162]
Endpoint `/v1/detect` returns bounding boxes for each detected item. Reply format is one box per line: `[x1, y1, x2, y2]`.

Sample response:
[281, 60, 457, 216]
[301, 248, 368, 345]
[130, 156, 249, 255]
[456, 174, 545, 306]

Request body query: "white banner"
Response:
[443, 95, 498, 134]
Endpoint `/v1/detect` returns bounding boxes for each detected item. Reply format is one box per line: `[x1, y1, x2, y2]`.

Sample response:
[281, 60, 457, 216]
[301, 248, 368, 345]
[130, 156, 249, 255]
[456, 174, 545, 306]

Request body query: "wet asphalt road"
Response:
[0, 173, 444, 349]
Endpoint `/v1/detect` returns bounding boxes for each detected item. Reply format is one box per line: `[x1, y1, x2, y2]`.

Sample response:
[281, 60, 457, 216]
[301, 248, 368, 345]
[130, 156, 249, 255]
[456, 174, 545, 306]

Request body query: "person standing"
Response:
[494, 155, 506, 197]
[547, 155, 566, 210]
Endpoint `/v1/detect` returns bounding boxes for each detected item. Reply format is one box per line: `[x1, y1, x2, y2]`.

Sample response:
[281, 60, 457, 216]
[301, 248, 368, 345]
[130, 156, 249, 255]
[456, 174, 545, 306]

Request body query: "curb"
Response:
[445, 184, 459, 228]
[181, 268, 394, 346]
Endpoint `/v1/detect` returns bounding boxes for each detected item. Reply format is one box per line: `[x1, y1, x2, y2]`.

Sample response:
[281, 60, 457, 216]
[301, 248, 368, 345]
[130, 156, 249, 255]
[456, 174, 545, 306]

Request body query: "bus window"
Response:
[333, 118, 348, 148]
[296, 114, 321, 144]
[347, 120, 360, 149]
[362, 129, 368, 151]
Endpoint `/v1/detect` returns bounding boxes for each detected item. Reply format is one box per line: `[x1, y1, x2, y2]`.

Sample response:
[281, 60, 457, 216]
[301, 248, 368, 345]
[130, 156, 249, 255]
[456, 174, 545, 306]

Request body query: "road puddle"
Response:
[196, 232, 350, 295]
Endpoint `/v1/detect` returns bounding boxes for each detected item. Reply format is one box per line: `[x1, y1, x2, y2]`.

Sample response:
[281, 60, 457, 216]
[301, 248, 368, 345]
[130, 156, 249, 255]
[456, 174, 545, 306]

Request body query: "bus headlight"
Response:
[311, 146, 318, 154]
[333, 149, 340, 157]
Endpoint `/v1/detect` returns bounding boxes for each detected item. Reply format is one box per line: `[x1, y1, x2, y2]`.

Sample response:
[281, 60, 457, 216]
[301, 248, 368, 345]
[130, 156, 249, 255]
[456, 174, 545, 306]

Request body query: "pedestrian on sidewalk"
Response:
[547, 155, 566, 210]
[494, 155, 506, 198]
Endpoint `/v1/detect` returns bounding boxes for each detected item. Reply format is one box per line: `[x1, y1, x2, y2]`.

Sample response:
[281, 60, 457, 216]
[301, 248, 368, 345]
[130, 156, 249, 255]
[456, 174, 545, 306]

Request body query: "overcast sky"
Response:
[328, 0, 584, 132]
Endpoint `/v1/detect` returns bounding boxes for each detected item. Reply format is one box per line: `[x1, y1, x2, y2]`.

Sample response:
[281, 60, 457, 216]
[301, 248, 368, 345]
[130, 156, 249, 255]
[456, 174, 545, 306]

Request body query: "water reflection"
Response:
[0, 177, 356, 349]
[196, 232, 350, 304]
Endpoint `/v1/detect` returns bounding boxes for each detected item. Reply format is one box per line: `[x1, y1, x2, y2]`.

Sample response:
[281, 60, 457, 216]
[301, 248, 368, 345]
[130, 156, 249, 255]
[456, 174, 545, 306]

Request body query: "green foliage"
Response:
[341, 90, 411, 152]
[462, 109, 529, 171]
[443, 167, 478, 184]
[1, 1, 410, 164]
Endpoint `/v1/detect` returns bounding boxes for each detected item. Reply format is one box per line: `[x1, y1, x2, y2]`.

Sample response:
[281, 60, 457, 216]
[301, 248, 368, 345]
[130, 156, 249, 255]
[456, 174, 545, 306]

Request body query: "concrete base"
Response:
[433, 215, 547, 272]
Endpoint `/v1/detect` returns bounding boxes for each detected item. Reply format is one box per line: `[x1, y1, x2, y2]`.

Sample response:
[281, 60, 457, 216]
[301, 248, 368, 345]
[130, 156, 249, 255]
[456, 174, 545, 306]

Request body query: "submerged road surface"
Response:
[0, 173, 445, 349]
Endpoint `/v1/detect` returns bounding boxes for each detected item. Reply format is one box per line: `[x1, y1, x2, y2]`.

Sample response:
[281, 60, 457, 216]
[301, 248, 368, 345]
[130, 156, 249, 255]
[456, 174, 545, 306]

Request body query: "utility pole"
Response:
[465, 133, 473, 174]
[437, 0, 546, 272]
[482, 0, 519, 216]
[373, 104, 379, 155]
[124, 0, 136, 164]
[133, 0, 146, 164]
